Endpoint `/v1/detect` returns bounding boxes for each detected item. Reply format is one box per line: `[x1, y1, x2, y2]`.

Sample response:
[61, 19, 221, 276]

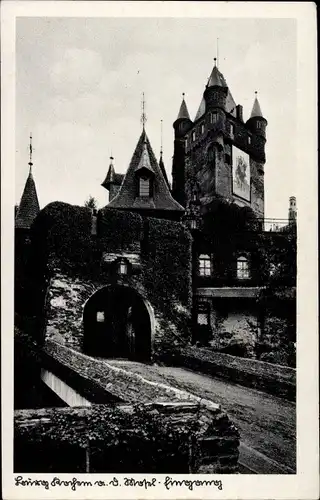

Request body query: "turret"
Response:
[15, 134, 40, 230]
[246, 91, 268, 139]
[173, 93, 193, 138]
[288, 196, 297, 224]
[172, 94, 193, 207]
[101, 156, 124, 202]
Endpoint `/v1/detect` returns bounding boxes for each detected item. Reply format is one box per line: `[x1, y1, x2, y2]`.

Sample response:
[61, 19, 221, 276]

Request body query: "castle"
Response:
[15, 59, 296, 364]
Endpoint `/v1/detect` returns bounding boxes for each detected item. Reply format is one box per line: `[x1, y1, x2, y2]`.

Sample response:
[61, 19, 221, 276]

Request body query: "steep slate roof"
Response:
[250, 96, 264, 118]
[15, 170, 40, 229]
[106, 130, 183, 212]
[176, 97, 191, 121]
[101, 161, 124, 190]
[194, 65, 237, 121]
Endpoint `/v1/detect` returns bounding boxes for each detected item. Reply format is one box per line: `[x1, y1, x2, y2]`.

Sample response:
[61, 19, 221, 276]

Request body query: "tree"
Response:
[84, 196, 98, 212]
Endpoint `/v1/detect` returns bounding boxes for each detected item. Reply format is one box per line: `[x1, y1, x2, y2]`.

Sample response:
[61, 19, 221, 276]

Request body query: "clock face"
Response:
[232, 146, 250, 201]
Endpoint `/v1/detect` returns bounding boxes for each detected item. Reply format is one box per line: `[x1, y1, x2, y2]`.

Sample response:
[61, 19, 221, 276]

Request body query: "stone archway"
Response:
[83, 285, 153, 361]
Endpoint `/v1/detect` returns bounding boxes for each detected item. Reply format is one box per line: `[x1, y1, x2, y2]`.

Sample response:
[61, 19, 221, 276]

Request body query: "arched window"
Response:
[191, 131, 196, 142]
[139, 176, 150, 197]
[237, 256, 250, 280]
[199, 254, 211, 277]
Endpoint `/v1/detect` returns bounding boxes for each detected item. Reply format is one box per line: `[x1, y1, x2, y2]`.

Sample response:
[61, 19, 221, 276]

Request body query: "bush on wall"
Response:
[15, 405, 199, 473]
[143, 217, 192, 343]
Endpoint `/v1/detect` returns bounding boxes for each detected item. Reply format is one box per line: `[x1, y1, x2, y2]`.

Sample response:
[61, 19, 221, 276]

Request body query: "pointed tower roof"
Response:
[176, 94, 191, 121]
[195, 61, 237, 121]
[159, 153, 170, 188]
[207, 61, 227, 88]
[15, 169, 40, 229]
[194, 96, 206, 122]
[16, 135, 40, 229]
[250, 93, 264, 118]
[106, 129, 183, 213]
[101, 157, 124, 190]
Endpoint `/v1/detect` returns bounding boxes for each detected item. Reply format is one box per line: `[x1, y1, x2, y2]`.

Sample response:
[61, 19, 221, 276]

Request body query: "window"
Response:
[118, 259, 128, 275]
[196, 299, 210, 325]
[248, 136, 251, 145]
[256, 121, 262, 129]
[210, 113, 218, 124]
[200, 123, 205, 134]
[192, 131, 196, 142]
[190, 219, 197, 230]
[185, 138, 188, 149]
[96, 311, 105, 322]
[230, 123, 234, 136]
[237, 256, 250, 280]
[199, 254, 211, 276]
[139, 176, 150, 197]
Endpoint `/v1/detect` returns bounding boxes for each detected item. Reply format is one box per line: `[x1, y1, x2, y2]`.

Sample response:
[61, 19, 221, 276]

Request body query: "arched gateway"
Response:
[83, 285, 153, 361]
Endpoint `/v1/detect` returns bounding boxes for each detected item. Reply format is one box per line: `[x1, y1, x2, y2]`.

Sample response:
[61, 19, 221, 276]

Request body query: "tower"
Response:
[101, 156, 124, 202]
[172, 94, 193, 207]
[288, 196, 297, 224]
[171, 60, 267, 219]
[15, 134, 40, 230]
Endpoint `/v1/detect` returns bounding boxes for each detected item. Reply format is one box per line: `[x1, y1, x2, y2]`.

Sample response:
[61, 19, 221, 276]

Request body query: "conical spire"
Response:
[16, 134, 40, 229]
[194, 96, 206, 121]
[16, 175, 40, 230]
[159, 119, 169, 187]
[176, 93, 190, 121]
[250, 92, 264, 118]
[207, 60, 227, 88]
[101, 156, 115, 188]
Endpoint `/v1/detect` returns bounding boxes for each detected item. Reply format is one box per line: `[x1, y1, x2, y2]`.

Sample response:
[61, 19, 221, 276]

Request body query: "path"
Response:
[108, 360, 296, 474]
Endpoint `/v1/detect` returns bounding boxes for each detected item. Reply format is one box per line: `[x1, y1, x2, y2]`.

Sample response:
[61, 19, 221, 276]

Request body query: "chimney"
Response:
[236, 105, 243, 122]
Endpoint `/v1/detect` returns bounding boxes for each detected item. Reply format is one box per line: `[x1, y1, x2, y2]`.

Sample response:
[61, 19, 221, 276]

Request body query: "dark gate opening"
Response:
[83, 286, 152, 361]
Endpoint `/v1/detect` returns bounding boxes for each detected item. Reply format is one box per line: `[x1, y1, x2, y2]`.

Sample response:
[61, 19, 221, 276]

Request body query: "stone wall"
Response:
[14, 401, 239, 474]
[163, 345, 296, 401]
[29, 203, 192, 359]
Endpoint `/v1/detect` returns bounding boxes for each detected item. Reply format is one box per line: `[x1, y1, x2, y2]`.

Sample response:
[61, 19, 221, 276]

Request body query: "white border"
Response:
[1, 2, 318, 499]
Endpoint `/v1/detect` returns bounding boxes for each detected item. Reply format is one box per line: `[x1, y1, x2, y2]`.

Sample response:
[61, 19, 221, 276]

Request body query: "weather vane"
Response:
[141, 92, 147, 129]
[28, 133, 33, 172]
[160, 119, 163, 156]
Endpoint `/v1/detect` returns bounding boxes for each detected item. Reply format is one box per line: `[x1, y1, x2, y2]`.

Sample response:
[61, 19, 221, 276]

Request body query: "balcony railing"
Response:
[261, 219, 296, 233]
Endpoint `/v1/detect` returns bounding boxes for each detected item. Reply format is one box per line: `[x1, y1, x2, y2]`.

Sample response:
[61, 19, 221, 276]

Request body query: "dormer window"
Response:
[139, 176, 150, 197]
[237, 256, 250, 280]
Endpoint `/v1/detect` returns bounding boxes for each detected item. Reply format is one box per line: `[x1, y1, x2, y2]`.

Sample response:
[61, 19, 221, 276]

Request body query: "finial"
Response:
[160, 119, 163, 156]
[214, 57, 217, 67]
[28, 133, 33, 173]
[182, 92, 185, 99]
[255, 90, 258, 96]
[141, 92, 147, 130]
[216, 37, 219, 67]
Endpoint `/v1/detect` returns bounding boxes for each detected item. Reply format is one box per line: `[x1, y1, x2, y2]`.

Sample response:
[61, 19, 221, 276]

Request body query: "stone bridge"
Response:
[15, 336, 295, 474]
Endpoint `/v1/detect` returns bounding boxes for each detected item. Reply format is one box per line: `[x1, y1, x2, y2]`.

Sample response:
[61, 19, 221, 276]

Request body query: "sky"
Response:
[16, 17, 297, 219]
